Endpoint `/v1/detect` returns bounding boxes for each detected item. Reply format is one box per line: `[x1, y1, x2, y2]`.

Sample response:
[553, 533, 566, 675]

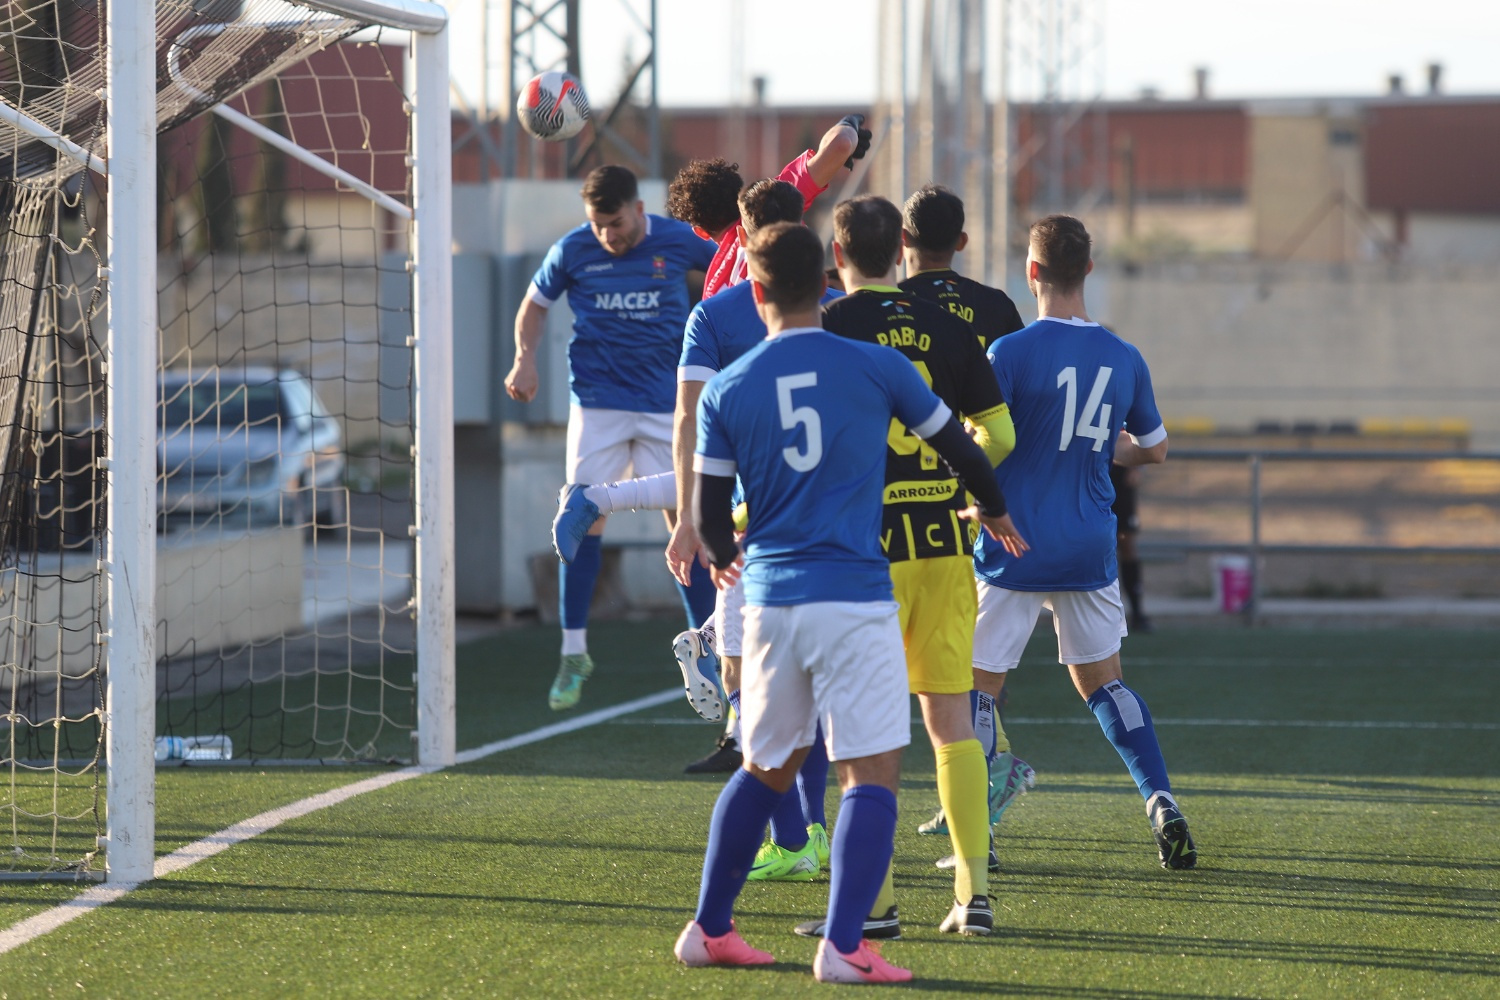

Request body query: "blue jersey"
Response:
[679, 281, 843, 380]
[696, 328, 950, 607]
[529, 214, 716, 412]
[975, 317, 1167, 591]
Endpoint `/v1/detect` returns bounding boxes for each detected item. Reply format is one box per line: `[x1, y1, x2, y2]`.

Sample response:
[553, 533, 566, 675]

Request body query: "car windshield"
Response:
[159, 380, 284, 432]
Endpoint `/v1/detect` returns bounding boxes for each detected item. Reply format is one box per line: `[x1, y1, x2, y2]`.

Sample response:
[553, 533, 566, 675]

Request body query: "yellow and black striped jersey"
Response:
[898, 268, 1026, 351]
[822, 287, 1006, 563]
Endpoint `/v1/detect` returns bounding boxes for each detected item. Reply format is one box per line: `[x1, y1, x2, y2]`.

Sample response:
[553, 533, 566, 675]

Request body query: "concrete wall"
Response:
[0, 528, 303, 688]
[1402, 213, 1500, 264]
[1100, 260, 1500, 449]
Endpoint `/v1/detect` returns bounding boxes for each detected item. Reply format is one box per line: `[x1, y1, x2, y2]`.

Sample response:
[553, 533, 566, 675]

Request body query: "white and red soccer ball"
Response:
[517, 72, 591, 142]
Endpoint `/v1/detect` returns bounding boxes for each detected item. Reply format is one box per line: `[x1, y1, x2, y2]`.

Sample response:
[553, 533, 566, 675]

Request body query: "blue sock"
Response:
[971, 690, 998, 766]
[694, 768, 783, 936]
[768, 783, 809, 851]
[559, 535, 602, 629]
[797, 725, 829, 829]
[678, 559, 717, 631]
[825, 785, 897, 954]
[727, 689, 741, 717]
[1087, 679, 1172, 803]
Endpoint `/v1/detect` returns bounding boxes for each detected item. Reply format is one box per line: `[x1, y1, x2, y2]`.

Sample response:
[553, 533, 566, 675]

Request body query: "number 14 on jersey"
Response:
[1057, 366, 1114, 452]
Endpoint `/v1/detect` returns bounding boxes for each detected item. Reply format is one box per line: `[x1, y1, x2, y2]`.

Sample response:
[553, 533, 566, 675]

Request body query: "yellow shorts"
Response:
[890, 554, 977, 695]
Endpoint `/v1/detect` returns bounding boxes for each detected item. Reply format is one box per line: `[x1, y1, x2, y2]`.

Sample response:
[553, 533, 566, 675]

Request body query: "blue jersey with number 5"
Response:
[696, 328, 949, 607]
[975, 317, 1166, 591]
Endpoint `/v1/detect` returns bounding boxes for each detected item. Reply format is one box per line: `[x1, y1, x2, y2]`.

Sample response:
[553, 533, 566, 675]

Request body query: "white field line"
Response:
[0, 687, 681, 957]
[614, 716, 1500, 732]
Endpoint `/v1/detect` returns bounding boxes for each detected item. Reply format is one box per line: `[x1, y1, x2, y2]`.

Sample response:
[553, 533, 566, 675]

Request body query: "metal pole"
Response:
[994, 0, 1010, 289]
[104, 0, 157, 884]
[413, 21, 456, 767]
[500, 0, 517, 177]
[648, 0, 660, 178]
[899, 0, 909, 203]
[1247, 453, 1262, 626]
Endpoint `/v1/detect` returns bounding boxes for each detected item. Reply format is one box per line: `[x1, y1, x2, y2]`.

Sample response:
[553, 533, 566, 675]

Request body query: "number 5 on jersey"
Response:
[777, 373, 823, 471]
[1057, 366, 1114, 452]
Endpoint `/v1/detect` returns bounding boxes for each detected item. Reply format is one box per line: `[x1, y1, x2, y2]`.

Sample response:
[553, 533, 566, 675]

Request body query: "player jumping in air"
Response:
[673, 222, 1024, 983]
[973, 214, 1197, 870]
[896, 184, 1038, 851]
[550, 114, 872, 748]
[505, 165, 717, 711]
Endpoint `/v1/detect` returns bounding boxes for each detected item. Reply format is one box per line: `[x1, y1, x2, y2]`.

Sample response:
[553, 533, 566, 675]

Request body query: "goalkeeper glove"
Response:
[839, 114, 873, 168]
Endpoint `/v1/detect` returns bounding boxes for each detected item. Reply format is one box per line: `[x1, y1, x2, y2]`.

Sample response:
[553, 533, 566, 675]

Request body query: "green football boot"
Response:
[745, 838, 820, 882]
[548, 652, 595, 711]
[806, 822, 831, 868]
[988, 751, 1036, 825]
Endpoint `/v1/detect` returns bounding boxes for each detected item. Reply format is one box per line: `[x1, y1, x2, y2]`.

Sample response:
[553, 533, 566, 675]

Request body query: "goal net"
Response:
[0, 0, 451, 877]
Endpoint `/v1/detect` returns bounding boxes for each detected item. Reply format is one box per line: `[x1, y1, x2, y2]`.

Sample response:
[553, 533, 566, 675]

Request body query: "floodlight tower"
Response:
[490, 0, 661, 178]
[875, 0, 1002, 284]
[1005, 0, 1107, 241]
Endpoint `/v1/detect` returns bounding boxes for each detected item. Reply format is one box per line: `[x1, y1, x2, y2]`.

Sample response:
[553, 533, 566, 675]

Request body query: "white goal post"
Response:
[101, 0, 454, 884]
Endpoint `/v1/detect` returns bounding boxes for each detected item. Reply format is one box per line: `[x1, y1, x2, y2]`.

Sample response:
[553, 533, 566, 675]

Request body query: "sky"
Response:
[446, 0, 1500, 112]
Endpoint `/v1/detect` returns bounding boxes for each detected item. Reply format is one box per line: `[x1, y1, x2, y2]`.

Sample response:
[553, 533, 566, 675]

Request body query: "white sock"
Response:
[561, 628, 588, 656]
[585, 471, 677, 515]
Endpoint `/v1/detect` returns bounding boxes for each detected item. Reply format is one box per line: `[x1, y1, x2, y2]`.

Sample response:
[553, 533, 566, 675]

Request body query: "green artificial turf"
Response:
[1, 622, 1497, 998]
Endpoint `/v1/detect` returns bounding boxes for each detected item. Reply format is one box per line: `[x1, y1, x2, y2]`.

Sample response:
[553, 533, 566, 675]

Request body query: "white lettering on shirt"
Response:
[592, 291, 664, 311]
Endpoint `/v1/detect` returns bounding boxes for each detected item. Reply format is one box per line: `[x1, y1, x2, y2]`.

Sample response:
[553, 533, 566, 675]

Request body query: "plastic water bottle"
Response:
[183, 735, 233, 760]
[154, 735, 233, 761]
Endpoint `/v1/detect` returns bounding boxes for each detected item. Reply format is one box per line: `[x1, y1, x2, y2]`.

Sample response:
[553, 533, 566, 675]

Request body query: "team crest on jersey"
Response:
[652, 255, 667, 279]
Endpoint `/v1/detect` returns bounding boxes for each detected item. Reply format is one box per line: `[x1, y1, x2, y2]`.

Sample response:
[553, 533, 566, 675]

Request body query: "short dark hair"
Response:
[666, 158, 742, 233]
[833, 195, 902, 278]
[1028, 214, 1092, 292]
[581, 165, 638, 214]
[903, 184, 964, 254]
[738, 179, 804, 234]
[744, 222, 825, 312]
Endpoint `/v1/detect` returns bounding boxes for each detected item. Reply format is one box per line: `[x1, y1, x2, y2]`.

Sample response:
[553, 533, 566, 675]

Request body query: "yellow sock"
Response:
[936, 738, 990, 901]
[994, 718, 1010, 754]
[868, 863, 896, 918]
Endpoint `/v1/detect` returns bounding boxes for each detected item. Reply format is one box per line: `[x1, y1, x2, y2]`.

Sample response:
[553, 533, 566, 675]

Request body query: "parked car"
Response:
[157, 367, 346, 533]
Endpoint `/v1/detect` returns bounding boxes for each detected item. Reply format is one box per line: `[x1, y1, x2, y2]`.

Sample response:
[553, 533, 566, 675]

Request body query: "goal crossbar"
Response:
[303, 0, 448, 34]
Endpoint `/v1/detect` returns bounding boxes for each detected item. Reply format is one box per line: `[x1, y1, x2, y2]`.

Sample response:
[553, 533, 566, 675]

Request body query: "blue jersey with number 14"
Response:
[696, 329, 949, 607]
[975, 317, 1167, 591]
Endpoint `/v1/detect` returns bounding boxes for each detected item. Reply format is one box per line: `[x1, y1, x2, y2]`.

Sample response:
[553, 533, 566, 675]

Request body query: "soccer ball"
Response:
[516, 72, 591, 142]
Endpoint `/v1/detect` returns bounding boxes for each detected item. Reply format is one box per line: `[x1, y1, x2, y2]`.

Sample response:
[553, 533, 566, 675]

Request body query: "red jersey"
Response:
[701, 150, 827, 300]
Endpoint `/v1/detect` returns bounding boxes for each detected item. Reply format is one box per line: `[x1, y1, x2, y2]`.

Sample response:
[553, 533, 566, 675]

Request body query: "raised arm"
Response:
[504, 297, 548, 403]
[805, 115, 871, 190]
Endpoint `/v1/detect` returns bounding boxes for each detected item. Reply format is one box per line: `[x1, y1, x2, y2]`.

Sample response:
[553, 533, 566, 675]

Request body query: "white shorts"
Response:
[713, 577, 746, 657]
[740, 601, 912, 768]
[565, 405, 673, 485]
[972, 580, 1127, 674]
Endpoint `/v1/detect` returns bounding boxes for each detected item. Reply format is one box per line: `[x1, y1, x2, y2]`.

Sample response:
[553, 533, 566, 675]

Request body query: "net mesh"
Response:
[1, 0, 420, 875]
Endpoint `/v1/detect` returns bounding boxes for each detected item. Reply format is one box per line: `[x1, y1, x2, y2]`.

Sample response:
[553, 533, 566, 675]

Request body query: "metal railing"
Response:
[1142, 448, 1500, 622]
